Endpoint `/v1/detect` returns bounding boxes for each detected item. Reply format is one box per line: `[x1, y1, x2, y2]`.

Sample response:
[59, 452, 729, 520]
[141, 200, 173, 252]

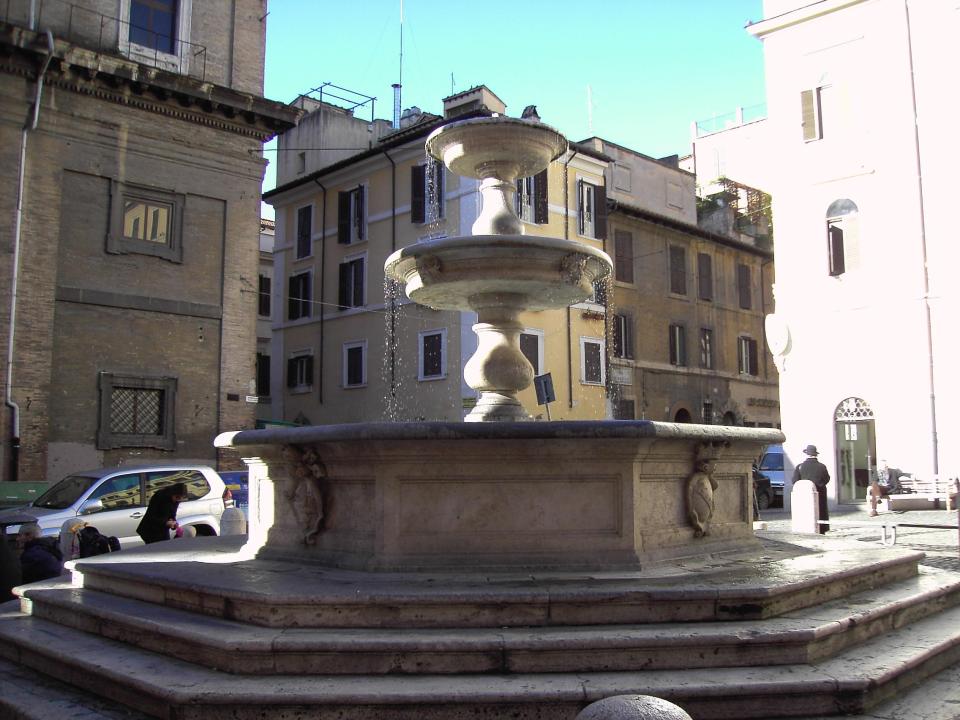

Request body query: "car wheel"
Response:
[756, 490, 772, 511]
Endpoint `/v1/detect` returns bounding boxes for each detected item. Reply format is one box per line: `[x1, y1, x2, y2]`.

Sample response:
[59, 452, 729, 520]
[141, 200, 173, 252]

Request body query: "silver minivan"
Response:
[0, 465, 226, 548]
[757, 444, 786, 506]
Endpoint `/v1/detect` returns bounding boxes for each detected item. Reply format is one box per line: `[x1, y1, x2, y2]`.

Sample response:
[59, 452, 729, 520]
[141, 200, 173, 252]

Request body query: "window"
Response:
[296, 205, 312, 259]
[580, 337, 605, 385]
[288, 272, 312, 320]
[737, 264, 752, 310]
[800, 88, 824, 142]
[256, 353, 270, 398]
[338, 255, 365, 309]
[146, 469, 209, 502]
[129, 0, 177, 54]
[697, 253, 713, 301]
[826, 199, 859, 277]
[702, 401, 714, 425]
[669, 245, 686, 295]
[613, 399, 635, 420]
[338, 185, 366, 244]
[738, 336, 759, 376]
[614, 230, 634, 284]
[700, 328, 714, 370]
[613, 314, 634, 360]
[297, 152, 306, 174]
[591, 279, 608, 306]
[97, 372, 176, 450]
[107, 181, 184, 262]
[343, 341, 367, 388]
[258, 275, 271, 318]
[419, 329, 446, 380]
[577, 180, 607, 239]
[669, 324, 686, 367]
[411, 160, 446, 224]
[89, 474, 141, 511]
[520, 330, 544, 375]
[516, 169, 548, 224]
[286, 352, 313, 390]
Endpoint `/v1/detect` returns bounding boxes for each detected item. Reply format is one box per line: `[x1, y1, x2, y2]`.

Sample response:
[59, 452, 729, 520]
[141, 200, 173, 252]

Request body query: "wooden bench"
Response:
[880, 476, 960, 511]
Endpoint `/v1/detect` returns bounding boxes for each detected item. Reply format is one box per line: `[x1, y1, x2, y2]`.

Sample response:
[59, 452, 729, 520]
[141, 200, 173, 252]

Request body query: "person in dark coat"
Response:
[0, 529, 21, 601]
[18, 523, 63, 584]
[793, 444, 831, 533]
[137, 483, 187, 544]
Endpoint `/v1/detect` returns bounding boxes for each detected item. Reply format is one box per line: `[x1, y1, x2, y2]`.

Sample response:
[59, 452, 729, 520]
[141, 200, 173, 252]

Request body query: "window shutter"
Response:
[338, 263, 350, 309]
[577, 180, 585, 235]
[337, 192, 350, 243]
[843, 214, 859, 271]
[670, 246, 686, 295]
[679, 326, 686, 366]
[354, 187, 365, 240]
[624, 316, 634, 359]
[615, 230, 633, 283]
[737, 264, 751, 309]
[286, 358, 296, 388]
[534, 169, 548, 223]
[828, 223, 845, 275]
[411, 165, 426, 224]
[594, 185, 607, 240]
[305, 355, 315, 385]
[748, 339, 759, 376]
[351, 258, 365, 307]
[697, 253, 713, 300]
[801, 89, 820, 141]
[669, 325, 677, 365]
[433, 161, 445, 218]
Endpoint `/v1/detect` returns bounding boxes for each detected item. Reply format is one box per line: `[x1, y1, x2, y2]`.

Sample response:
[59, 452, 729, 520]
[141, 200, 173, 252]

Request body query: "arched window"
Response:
[826, 199, 859, 277]
[674, 408, 692, 423]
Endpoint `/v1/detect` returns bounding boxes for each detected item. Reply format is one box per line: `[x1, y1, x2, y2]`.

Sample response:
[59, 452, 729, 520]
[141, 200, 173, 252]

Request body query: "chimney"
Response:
[442, 85, 506, 118]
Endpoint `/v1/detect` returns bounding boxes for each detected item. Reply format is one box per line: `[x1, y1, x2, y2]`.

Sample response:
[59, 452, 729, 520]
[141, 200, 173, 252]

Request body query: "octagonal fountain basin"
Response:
[384, 234, 612, 312]
[426, 116, 567, 181]
[216, 420, 785, 572]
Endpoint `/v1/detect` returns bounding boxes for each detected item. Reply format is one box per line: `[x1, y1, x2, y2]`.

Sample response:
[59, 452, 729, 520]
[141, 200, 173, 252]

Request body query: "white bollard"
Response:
[576, 695, 693, 720]
[791, 478, 820, 534]
[220, 507, 247, 536]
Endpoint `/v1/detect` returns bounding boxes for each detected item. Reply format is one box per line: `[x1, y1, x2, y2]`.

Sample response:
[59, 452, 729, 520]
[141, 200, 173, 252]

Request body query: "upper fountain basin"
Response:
[426, 117, 568, 181]
[384, 234, 612, 312]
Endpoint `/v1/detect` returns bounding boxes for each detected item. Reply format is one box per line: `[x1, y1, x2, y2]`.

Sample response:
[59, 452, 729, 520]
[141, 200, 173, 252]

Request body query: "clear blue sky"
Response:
[261, 0, 766, 211]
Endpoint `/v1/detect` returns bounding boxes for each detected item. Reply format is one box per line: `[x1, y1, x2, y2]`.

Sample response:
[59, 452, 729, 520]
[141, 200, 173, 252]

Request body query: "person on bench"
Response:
[870, 459, 906, 516]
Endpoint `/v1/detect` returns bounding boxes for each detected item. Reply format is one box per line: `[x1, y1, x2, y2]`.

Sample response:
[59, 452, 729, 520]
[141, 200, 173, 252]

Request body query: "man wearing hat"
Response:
[793, 444, 831, 533]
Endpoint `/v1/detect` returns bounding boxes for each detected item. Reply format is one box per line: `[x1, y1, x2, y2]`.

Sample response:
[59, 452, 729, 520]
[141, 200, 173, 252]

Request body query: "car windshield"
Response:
[33, 475, 98, 509]
[759, 453, 783, 472]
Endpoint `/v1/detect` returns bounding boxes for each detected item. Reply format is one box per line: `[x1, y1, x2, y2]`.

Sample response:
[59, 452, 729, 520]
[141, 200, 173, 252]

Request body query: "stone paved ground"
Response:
[756, 503, 960, 720]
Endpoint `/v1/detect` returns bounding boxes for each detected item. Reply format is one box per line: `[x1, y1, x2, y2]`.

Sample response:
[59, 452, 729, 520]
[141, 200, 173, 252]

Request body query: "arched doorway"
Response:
[674, 408, 692, 423]
[722, 411, 737, 426]
[833, 397, 876, 503]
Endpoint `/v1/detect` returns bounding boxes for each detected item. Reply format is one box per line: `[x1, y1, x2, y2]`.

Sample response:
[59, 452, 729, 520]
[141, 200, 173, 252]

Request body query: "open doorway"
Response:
[833, 397, 876, 503]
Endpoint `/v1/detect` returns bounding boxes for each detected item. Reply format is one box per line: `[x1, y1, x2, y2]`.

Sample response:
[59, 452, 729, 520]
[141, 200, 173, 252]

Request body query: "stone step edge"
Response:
[71, 550, 924, 628]
[2, 604, 960, 719]
[22, 566, 960, 660]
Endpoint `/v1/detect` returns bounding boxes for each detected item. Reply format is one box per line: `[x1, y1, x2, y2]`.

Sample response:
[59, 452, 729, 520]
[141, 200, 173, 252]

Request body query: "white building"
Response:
[746, 0, 959, 506]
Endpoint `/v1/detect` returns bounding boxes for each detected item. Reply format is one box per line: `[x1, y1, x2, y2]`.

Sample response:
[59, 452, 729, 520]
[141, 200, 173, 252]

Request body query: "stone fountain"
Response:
[214, 115, 782, 571]
[6, 114, 956, 720]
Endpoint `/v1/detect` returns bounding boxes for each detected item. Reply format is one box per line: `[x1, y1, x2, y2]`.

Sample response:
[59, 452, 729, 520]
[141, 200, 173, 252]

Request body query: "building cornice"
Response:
[609, 199, 773, 258]
[0, 22, 300, 141]
[746, 0, 869, 38]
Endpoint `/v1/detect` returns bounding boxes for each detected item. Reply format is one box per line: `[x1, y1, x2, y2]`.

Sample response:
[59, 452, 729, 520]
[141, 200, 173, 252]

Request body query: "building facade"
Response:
[747, 0, 958, 505]
[0, 1, 297, 482]
[265, 87, 779, 428]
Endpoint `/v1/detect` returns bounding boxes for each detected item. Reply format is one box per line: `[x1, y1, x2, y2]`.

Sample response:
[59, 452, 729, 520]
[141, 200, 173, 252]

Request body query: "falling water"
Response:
[382, 277, 405, 421]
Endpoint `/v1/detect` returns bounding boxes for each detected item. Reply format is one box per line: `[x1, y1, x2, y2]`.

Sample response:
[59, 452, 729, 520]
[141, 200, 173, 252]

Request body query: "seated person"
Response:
[17, 523, 63, 584]
[870, 459, 907, 516]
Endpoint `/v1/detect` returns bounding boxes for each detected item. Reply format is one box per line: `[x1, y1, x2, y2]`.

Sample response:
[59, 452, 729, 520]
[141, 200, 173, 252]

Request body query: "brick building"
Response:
[0, 1, 297, 482]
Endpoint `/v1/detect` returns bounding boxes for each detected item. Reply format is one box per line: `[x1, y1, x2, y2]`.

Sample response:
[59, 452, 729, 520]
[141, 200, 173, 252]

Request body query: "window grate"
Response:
[110, 387, 163, 435]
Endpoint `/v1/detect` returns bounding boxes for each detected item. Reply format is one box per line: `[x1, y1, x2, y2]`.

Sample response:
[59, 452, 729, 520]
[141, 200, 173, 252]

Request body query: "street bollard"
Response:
[576, 695, 693, 720]
[791, 478, 820, 534]
[220, 507, 247, 536]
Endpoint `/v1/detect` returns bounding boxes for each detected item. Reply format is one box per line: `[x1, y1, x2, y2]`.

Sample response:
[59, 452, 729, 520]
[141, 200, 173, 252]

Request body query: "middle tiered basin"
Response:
[384, 234, 612, 312]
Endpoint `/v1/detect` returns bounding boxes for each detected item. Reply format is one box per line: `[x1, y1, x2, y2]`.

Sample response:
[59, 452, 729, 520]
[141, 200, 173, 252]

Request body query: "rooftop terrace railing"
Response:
[1, 0, 207, 81]
[693, 103, 767, 138]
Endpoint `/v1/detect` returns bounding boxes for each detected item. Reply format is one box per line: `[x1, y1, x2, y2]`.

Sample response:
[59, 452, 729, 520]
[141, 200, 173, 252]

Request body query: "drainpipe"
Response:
[904, 0, 938, 476]
[382, 148, 398, 405]
[312, 179, 327, 404]
[8, 29, 54, 483]
[563, 149, 579, 410]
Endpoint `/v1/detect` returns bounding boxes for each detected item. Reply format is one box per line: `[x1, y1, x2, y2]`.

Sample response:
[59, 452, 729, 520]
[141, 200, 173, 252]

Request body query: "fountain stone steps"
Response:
[68, 544, 923, 629]
[17, 566, 960, 676]
[3, 600, 960, 720]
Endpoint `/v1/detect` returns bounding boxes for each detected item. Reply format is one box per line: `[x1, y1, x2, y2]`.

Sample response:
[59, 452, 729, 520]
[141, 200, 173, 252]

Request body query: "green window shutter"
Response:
[337, 191, 350, 243]
[534, 169, 548, 224]
[594, 184, 608, 240]
[411, 165, 426, 224]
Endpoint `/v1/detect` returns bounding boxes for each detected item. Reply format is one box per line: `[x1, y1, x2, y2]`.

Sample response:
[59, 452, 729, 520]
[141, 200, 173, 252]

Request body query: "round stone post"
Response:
[576, 695, 693, 720]
[791, 478, 820, 533]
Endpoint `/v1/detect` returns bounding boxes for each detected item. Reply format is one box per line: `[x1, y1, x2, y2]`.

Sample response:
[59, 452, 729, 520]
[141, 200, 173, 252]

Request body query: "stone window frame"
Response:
[107, 180, 185, 263]
[342, 340, 367, 388]
[580, 336, 606, 386]
[97, 372, 177, 451]
[418, 328, 447, 381]
[118, 0, 194, 74]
